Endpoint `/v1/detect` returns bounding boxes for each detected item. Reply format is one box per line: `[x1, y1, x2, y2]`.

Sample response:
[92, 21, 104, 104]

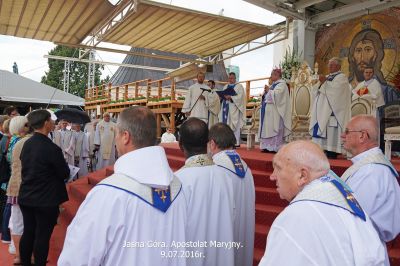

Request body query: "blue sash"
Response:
[222, 100, 229, 124]
[291, 173, 366, 221]
[98, 174, 182, 213]
[223, 150, 246, 178]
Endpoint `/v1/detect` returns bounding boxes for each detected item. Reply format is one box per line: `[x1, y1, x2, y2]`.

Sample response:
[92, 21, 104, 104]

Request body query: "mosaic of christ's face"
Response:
[353, 40, 377, 75]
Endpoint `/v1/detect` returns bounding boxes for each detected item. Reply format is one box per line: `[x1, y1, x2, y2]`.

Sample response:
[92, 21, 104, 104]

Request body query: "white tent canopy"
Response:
[0, 70, 84, 106]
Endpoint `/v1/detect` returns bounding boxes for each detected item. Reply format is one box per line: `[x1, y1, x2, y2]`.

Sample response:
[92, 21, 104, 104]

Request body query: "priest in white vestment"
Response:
[310, 57, 351, 158]
[207, 80, 221, 129]
[352, 67, 385, 109]
[182, 72, 219, 125]
[58, 107, 186, 266]
[258, 69, 292, 152]
[208, 123, 255, 266]
[94, 112, 116, 170]
[341, 115, 400, 247]
[161, 128, 177, 143]
[84, 120, 98, 172]
[53, 119, 75, 165]
[72, 124, 90, 178]
[218, 72, 246, 146]
[175, 118, 235, 266]
[259, 140, 386, 266]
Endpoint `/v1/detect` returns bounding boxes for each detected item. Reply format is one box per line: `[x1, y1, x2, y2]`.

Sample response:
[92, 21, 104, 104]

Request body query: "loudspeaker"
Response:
[206, 65, 213, 72]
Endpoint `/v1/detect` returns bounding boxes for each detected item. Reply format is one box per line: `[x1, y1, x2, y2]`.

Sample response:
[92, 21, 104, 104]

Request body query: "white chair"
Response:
[384, 126, 400, 160]
[241, 105, 261, 150]
[351, 97, 376, 117]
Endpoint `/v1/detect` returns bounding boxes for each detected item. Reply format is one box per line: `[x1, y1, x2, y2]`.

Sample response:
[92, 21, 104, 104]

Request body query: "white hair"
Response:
[329, 57, 342, 67]
[9, 116, 28, 135]
[283, 141, 330, 173]
[292, 149, 330, 172]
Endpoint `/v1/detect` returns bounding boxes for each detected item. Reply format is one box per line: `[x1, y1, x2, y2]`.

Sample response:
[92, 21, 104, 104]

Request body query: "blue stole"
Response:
[326, 72, 341, 81]
[221, 84, 236, 124]
[223, 150, 246, 178]
[312, 123, 323, 138]
[98, 174, 182, 213]
[259, 82, 280, 137]
[151, 187, 173, 212]
[291, 173, 366, 221]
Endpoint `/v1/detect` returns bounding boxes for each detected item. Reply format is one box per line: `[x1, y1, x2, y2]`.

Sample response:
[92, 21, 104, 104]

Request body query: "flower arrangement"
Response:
[279, 48, 302, 81]
[176, 93, 185, 101]
[248, 96, 260, 103]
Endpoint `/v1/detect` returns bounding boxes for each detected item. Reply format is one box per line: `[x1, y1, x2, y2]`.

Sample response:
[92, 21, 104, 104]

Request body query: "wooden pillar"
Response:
[117, 87, 121, 101]
[170, 108, 176, 132]
[135, 82, 139, 98]
[246, 81, 250, 101]
[171, 78, 176, 101]
[156, 114, 161, 138]
[146, 79, 152, 99]
[158, 80, 162, 98]
[124, 85, 129, 100]
[85, 89, 88, 100]
[95, 86, 99, 100]
[108, 83, 112, 101]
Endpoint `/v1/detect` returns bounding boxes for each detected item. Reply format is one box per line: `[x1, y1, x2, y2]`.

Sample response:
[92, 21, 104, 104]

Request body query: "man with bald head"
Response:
[341, 115, 400, 245]
[259, 140, 386, 265]
[310, 57, 351, 158]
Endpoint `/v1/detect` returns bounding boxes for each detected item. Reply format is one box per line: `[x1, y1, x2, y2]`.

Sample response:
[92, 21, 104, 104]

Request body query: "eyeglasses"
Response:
[344, 129, 362, 134]
[344, 128, 370, 138]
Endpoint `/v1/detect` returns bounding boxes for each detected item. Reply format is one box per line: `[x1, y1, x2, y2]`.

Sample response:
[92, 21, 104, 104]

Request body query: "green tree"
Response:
[41, 45, 105, 98]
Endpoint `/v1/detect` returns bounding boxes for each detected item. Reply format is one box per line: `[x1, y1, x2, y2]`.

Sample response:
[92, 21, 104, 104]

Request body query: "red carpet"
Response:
[1, 143, 399, 265]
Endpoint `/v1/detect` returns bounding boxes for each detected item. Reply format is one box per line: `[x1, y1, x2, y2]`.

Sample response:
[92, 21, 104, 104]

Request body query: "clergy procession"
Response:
[0, 60, 400, 266]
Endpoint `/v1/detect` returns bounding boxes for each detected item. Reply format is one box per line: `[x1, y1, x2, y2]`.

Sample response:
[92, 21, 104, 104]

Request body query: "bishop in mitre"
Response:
[258, 68, 292, 152]
[309, 57, 351, 158]
[94, 112, 116, 169]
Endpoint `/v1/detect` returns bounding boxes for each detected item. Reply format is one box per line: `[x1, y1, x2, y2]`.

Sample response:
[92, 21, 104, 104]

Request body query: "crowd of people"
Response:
[0, 55, 398, 266]
[179, 57, 386, 158]
[56, 106, 398, 266]
[0, 106, 118, 265]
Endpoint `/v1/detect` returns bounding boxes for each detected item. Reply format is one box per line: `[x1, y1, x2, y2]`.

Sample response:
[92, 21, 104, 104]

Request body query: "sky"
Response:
[0, 0, 285, 94]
